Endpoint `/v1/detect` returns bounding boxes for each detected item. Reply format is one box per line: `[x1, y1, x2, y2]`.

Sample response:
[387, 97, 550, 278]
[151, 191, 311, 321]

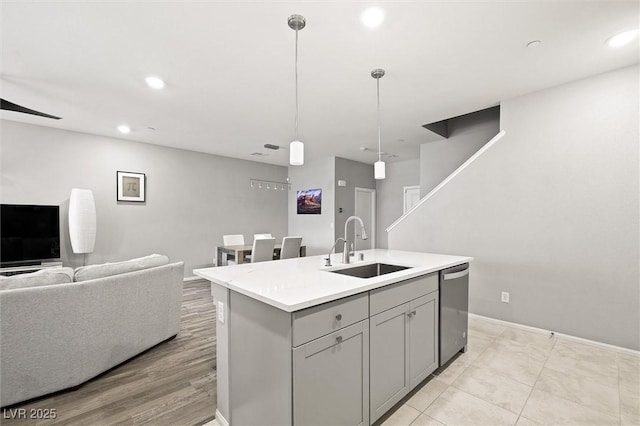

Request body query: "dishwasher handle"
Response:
[443, 268, 469, 281]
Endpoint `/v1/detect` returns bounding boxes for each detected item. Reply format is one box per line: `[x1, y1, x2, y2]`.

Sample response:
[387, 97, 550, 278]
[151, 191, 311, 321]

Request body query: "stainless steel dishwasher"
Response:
[439, 263, 469, 366]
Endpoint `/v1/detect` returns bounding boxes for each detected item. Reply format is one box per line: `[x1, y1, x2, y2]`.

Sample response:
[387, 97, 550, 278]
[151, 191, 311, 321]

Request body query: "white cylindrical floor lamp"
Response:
[69, 188, 96, 265]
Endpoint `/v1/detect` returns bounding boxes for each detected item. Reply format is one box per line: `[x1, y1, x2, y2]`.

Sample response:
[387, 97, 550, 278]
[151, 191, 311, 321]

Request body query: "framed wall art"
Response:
[117, 171, 146, 202]
[296, 188, 321, 214]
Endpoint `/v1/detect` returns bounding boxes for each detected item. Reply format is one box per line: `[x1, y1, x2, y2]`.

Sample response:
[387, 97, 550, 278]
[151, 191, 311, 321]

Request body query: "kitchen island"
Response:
[194, 249, 471, 426]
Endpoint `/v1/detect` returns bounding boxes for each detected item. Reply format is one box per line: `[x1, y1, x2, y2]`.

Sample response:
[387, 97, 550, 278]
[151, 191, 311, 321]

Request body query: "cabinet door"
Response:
[369, 303, 410, 423]
[293, 320, 369, 426]
[408, 292, 439, 388]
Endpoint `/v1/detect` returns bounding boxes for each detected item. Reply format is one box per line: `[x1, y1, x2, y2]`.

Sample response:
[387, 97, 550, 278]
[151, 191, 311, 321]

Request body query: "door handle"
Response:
[443, 268, 469, 280]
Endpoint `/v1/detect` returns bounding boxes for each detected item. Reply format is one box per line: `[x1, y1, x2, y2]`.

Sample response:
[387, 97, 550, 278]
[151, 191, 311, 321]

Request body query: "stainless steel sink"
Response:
[329, 263, 411, 279]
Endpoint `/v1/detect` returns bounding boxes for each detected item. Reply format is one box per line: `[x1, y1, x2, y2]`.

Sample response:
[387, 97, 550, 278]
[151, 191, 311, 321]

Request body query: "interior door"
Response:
[403, 186, 421, 213]
[354, 188, 375, 250]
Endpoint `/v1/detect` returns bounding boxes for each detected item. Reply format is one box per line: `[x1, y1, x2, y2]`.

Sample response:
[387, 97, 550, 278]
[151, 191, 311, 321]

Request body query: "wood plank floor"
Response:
[1, 280, 217, 426]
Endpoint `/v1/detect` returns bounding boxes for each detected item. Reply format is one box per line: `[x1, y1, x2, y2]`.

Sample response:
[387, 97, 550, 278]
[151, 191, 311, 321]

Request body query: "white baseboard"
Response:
[215, 409, 229, 426]
[469, 313, 639, 357]
[183, 276, 207, 283]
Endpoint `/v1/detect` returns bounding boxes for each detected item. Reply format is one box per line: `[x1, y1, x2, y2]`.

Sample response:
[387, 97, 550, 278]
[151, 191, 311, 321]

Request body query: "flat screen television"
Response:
[1, 204, 61, 265]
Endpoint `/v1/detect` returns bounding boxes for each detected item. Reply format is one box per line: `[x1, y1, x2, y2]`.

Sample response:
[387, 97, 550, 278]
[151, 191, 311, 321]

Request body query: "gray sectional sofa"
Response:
[0, 255, 184, 407]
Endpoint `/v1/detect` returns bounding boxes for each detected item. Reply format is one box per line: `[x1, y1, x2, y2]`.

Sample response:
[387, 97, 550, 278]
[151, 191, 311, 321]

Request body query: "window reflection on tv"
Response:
[297, 189, 322, 215]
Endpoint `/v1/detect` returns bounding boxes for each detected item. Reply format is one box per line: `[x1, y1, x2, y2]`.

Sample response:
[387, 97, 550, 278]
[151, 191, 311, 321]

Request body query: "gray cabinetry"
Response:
[369, 274, 440, 424]
[293, 293, 368, 347]
[293, 320, 369, 426]
[409, 292, 439, 388]
[370, 303, 410, 422]
[217, 270, 443, 426]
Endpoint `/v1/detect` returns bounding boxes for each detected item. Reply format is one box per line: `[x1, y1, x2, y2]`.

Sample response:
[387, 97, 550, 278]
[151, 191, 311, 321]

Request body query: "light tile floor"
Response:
[204, 317, 639, 426]
[382, 316, 640, 426]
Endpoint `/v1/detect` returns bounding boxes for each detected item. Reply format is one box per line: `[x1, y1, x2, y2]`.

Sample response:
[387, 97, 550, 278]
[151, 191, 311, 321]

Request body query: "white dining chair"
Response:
[253, 233, 273, 240]
[223, 234, 245, 246]
[222, 234, 245, 265]
[251, 238, 276, 263]
[280, 236, 303, 260]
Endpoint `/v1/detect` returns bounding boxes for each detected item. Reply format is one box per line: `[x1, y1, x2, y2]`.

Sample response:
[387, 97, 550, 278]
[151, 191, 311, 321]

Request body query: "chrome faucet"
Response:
[325, 237, 345, 267]
[325, 216, 368, 267]
[342, 216, 368, 264]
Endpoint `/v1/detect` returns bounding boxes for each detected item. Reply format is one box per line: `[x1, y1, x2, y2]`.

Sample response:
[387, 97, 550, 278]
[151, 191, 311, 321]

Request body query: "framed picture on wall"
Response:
[297, 188, 321, 214]
[117, 171, 146, 202]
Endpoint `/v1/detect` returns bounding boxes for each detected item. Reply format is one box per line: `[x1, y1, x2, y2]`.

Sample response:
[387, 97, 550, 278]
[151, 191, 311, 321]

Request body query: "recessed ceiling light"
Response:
[361, 7, 384, 28]
[117, 124, 131, 134]
[607, 29, 638, 48]
[145, 76, 165, 89]
[526, 40, 542, 48]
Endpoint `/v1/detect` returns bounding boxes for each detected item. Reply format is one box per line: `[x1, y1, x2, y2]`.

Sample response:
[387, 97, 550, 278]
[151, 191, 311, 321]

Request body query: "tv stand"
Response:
[0, 262, 63, 276]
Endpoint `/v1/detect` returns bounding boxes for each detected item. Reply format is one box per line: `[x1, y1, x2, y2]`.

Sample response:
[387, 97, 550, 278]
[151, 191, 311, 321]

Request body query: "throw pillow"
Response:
[0, 267, 74, 291]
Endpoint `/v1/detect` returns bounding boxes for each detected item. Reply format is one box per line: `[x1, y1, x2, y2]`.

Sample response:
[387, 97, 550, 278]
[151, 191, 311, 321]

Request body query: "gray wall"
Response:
[0, 120, 288, 276]
[334, 157, 375, 252]
[288, 157, 335, 256]
[388, 65, 639, 350]
[421, 107, 500, 196]
[375, 159, 420, 249]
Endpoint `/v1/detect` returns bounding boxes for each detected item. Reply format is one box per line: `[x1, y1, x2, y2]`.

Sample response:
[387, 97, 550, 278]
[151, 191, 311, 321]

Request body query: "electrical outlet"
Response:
[217, 301, 225, 323]
[501, 292, 510, 303]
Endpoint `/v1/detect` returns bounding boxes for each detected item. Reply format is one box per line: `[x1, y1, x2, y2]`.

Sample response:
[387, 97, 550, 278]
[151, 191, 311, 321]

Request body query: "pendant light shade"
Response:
[374, 160, 386, 179]
[290, 140, 304, 166]
[372, 68, 386, 180]
[69, 188, 96, 254]
[288, 14, 306, 166]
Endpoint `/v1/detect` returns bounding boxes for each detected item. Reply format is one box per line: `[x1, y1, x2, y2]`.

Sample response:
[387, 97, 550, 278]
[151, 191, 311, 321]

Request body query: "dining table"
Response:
[216, 243, 307, 266]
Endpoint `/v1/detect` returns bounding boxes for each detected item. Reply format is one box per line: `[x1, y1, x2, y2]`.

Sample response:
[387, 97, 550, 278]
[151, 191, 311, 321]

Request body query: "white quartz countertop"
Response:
[193, 249, 472, 312]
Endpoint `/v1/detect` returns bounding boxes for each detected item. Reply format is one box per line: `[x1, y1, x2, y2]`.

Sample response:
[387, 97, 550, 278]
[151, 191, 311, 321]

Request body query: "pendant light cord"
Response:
[377, 76, 381, 162]
[295, 28, 299, 141]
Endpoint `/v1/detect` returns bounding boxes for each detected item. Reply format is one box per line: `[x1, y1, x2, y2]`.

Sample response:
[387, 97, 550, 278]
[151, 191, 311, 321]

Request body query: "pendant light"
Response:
[288, 14, 306, 166]
[372, 68, 386, 179]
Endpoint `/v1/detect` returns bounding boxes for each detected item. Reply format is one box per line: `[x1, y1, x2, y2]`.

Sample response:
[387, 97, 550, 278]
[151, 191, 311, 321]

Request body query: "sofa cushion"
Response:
[74, 254, 169, 282]
[0, 267, 74, 291]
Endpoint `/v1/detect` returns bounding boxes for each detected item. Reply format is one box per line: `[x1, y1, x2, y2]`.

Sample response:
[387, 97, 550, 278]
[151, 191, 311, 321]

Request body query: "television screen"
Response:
[1, 204, 60, 264]
[297, 189, 322, 215]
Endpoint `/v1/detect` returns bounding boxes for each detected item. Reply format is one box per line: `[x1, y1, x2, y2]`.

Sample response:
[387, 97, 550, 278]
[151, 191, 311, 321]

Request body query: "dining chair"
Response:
[280, 236, 303, 260]
[251, 238, 276, 263]
[253, 233, 273, 240]
[223, 234, 245, 246]
[222, 234, 245, 265]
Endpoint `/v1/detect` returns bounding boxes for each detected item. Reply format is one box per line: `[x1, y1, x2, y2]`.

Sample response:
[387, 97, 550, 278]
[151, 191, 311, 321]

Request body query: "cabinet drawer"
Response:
[370, 273, 438, 316]
[292, 293, 369, 347]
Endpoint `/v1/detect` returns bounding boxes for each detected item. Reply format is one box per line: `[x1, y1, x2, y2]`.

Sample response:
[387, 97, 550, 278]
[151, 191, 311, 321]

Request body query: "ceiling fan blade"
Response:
[0, 98, 61, 120]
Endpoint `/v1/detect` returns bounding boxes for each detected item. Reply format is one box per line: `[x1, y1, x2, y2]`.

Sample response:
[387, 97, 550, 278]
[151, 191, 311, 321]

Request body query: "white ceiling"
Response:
[1, 1, 638, 167]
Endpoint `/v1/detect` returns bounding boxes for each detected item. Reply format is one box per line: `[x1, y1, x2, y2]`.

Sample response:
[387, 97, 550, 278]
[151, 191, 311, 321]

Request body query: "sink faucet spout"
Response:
[325, 237, 345, 267]
[343, 216, 368, 264]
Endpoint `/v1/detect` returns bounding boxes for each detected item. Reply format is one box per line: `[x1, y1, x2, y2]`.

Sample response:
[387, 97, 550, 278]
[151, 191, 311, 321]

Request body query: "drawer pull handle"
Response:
[335, 314, 342, 321]
[336, 336, 343, 344]
[408, 310, 417, 318]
